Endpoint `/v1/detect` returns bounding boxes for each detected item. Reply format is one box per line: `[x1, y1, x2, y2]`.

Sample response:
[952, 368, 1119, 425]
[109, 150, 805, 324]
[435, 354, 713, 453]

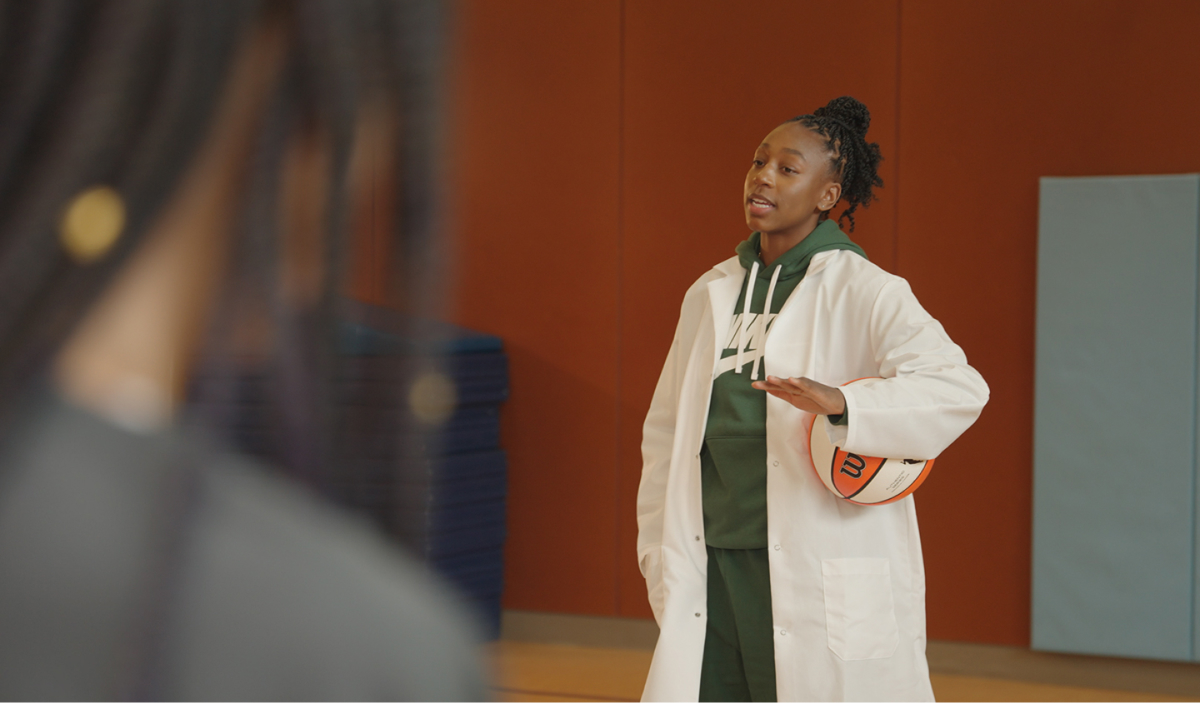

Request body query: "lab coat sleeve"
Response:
[827, 277, 989, 460]
[637, 305, 693, 626]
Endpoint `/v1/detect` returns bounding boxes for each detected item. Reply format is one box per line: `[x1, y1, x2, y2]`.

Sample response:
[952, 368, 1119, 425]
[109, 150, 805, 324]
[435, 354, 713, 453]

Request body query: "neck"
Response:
[759, 217, 822, 266]
[52, 26, 283, 432]
[52, 169, 235, 432]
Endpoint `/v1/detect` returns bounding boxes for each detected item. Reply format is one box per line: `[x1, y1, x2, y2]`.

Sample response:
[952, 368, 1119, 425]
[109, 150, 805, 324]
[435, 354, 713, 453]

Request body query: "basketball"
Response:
[807, 379, 934, 505]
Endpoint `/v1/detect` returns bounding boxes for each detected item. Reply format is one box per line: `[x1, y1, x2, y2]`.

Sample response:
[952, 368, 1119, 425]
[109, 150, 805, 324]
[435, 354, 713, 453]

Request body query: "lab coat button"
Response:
[695, 535, 701, 541]
[774, 544, 781, 551]
[773, 460, 780, 467]
[695, 612, 702, 618]
[779, 629, 787, 636]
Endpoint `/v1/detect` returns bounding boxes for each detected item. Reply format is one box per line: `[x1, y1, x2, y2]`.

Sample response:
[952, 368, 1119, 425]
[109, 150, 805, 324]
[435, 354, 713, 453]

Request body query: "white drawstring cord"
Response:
[735, 261, 759, 374]
[751, 265, 782, 381]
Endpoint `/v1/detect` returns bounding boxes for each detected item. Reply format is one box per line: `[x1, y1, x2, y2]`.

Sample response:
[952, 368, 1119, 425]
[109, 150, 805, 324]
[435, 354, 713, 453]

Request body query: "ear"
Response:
[818, 181, 842, 213]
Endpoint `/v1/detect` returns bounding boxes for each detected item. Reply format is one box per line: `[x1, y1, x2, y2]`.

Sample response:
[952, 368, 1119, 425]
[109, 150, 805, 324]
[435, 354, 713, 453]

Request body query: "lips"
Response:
[747, 193, 775, 216]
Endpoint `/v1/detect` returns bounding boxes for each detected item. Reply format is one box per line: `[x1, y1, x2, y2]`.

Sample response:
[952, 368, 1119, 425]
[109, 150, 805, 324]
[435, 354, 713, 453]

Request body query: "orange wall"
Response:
[450, 1, 623, 612]
[448, 0, 1200, 646]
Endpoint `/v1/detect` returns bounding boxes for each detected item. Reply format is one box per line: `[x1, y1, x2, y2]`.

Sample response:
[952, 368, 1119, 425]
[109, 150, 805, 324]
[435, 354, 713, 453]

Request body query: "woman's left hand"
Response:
[751, 376, 846, 416]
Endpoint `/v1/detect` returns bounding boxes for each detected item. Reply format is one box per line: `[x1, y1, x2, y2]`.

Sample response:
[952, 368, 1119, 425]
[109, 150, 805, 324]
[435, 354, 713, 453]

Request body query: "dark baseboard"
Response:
[501, 610, 659, 650]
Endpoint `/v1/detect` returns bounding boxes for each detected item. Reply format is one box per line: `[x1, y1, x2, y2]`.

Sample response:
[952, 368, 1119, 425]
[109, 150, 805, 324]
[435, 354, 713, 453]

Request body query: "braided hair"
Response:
[790, 96, 883, 232]
[0, 1, 445, 491]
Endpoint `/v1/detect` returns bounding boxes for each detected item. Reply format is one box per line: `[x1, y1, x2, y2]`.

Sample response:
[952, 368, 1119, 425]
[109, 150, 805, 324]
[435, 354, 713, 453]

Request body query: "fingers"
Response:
[753, 376, 819, 395]
[751, 381, 799, 396]
[752, 376, 845, 415]
[773, 376, 828, 393]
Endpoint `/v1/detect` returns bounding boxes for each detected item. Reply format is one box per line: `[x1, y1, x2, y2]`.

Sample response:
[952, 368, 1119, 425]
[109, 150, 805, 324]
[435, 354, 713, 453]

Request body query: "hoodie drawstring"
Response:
[751, 265, 781, 381]
[735, 261, 759, 374]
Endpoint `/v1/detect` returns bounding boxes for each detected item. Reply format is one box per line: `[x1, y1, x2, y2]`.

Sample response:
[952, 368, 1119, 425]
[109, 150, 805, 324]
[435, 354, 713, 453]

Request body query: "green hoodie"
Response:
[702, 219, 867, 549]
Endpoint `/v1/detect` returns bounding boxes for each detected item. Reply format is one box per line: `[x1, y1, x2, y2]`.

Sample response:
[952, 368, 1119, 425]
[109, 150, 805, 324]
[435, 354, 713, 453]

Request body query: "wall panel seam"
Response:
[613, 0, 626, 616]
[893, 0, 903, 274]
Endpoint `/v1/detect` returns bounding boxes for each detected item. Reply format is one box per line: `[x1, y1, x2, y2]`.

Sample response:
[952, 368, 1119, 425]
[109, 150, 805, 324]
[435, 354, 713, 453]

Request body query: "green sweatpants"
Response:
[699, 546, 778, 702]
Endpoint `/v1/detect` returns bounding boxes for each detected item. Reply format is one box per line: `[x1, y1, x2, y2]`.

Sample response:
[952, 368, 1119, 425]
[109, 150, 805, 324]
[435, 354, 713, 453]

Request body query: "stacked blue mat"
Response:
[339, 313, 510, 638]
[189, 304, 509, 638]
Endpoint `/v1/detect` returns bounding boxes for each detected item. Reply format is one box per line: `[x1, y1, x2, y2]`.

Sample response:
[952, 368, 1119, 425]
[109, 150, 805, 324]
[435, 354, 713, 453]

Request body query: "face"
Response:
[743, 122, 841, 239]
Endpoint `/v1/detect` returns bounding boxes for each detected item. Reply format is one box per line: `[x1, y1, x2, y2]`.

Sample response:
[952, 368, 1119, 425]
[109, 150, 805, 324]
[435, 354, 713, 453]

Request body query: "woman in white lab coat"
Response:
[637, 96, 989, 702]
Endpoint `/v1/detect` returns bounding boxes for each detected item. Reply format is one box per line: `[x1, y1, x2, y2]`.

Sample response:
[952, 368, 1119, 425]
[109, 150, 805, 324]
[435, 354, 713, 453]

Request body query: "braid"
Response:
[790, 95, 883, 232]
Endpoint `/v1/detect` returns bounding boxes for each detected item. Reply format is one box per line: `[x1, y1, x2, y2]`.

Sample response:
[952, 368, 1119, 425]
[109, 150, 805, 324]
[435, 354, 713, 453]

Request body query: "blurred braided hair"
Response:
[790, 95, 883, 232]
[0, 0, 446, 486]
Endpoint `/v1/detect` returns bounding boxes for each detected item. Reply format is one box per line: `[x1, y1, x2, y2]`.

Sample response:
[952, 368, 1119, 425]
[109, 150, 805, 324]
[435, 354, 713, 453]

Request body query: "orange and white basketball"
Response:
[807, 380, 933, 505]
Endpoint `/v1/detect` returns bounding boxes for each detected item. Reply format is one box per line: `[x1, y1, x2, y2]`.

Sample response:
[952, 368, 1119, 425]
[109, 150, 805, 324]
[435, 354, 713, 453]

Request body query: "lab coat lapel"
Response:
[706, 259, 745, 370]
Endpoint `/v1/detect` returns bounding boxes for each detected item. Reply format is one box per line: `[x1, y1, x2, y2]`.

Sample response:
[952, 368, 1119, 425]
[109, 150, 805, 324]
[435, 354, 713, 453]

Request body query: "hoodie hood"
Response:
[735, 218, 867, 279]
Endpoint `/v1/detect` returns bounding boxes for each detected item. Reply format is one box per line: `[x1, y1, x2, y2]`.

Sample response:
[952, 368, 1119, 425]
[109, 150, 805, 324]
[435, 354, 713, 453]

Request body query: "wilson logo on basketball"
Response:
[831, 449, 888, 498]
[839, 453, 865, 478]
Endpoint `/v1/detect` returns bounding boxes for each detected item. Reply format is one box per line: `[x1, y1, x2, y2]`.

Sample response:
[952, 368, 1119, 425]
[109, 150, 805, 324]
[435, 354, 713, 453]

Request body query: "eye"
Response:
[752, 159, 764, 167]
[782, 166, 798, 174]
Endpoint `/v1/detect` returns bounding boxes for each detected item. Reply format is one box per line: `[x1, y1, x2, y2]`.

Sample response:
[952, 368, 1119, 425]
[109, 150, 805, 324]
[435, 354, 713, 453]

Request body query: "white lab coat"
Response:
[637, 249, 988, 702]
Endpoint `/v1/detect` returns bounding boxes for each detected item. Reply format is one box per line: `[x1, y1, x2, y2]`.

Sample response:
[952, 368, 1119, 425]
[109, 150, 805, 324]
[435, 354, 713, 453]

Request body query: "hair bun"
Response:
[815, 96, 871, 138]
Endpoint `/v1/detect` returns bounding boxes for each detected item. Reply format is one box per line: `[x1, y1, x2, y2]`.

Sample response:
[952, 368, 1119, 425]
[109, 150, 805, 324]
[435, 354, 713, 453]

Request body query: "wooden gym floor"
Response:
[490, 611, 1200, 702]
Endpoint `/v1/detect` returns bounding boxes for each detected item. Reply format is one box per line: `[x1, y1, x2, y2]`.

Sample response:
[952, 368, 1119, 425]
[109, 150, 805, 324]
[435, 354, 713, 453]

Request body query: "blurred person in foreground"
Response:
[0, 1, 485, 700]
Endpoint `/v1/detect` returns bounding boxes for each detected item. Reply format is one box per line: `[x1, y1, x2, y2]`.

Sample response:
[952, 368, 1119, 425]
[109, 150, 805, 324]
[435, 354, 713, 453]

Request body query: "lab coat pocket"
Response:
[821, 558, 899, 661]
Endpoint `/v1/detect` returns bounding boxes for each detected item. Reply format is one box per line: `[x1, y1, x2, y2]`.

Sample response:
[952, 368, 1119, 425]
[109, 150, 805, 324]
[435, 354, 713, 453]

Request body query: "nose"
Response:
[751, 165, 774, 187]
